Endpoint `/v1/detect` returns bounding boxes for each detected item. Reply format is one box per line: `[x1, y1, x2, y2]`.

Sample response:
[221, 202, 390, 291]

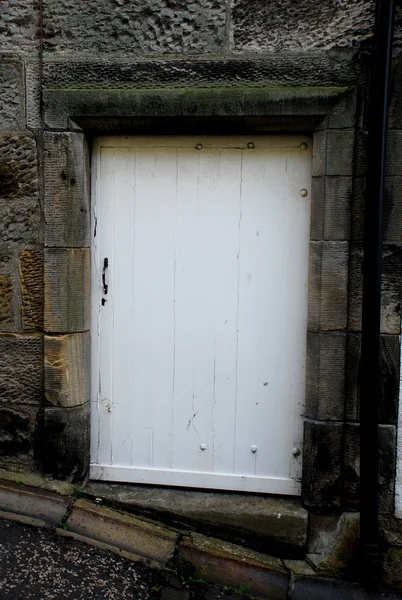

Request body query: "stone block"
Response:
[0, 480, 69, 526]
[0, 55, 25, 130]
[355, 130, 402, 179]
[305, 332, 346, 421]
[42, 0, 226, 54]
[0, 404, 38, 460]
[312, 131, 327, 177]
[0, 135, 38, 200]
[308, 241, 349, 331]
[307, 513, 360, 578]
[353, 177, 402, 243]
[324, 177, 352, 240]
[0, 275, 13, 328]
[20, 250, 44, 331]
[383, 547, 402, 591]
[40, 402, 90, 481]
[348, 244, 402, 334]
[343, 423, 396, 513]
[25, 60, 41, 130]
[327, 90, 357, 129]
[389, 56, 402, 129]
[302, 419, 342, 509]
[0, 0, 40, 53]
[44, 248, 90, 333]
[354, 130, 367, 177]
[310, 177, 325, 240]
[178, 533, 288, 600]
[82, 481, 308, 556]
[232, 0, 374, 51]
[45, 332, 90, 408]
[0, 198, 41, 245]
[67, 499, 178, 567]
[346, 333, 399, 424]
[326, 130, 354, 177]
[44, 132, 90, 248]
[0, 333, 43, 405]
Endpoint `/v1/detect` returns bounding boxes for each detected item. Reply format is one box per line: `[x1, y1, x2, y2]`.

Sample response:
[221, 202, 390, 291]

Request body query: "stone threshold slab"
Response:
[83, 481, 308, 557]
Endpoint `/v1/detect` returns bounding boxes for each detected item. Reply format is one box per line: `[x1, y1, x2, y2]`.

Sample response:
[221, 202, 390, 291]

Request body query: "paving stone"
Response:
[83, 481, 308, 556]
[283, 560, 315, 577]
[0, 480, 69, 526]
[66, 499, 178, 567]
[178, 533, 288, 600]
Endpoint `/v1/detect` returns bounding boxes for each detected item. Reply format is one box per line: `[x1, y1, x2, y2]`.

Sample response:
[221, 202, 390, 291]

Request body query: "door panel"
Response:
[90, 136, 311, 494]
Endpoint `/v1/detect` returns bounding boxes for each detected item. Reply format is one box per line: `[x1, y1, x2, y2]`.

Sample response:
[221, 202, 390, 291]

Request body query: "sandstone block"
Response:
[45, 332, 90, 408]
[0, 480, 69, 526]
[0, 135, 38, 200]
[0, 0, 40, 53]
[0, 199, 41, 244]
[40, 403, 90, 481]
[305, 332, 346, 421]
[302, 419, 342, 509]
[352, 177, 402, 243]
[0, 333, 43, 405]
[178, 533, 288, 600]
[312, 131, 327, 177]
[20, 250, 44, 331]
[42, 0, 226, 54]
[0, 404, 38, 460]
[44, 248, 90, 333]
[326, 130, 354, 177]
[44, 132, 90, 248]
[0, 275, 13, 328]
[67, 499, 178, 567]
[308, 241, 349, 331]
[383, 547, 402, 591]
[0, 55, 25, 130]
[232, 0, 374, 51]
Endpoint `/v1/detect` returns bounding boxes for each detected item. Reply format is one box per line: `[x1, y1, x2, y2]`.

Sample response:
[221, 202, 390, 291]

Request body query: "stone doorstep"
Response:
[83, 481, 308, 557]
[65, 499, 179, 568]
[0, 480, 71, 526]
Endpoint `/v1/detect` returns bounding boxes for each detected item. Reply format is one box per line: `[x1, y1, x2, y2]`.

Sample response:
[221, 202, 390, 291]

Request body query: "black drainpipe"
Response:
[360, 0, 396, 584]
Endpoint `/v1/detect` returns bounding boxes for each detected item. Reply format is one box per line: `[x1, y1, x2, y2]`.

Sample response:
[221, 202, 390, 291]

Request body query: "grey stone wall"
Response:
[1, 0, 402, 585]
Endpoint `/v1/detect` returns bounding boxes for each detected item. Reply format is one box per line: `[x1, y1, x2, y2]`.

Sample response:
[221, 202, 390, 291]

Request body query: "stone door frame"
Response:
[41, 86, 357, 508]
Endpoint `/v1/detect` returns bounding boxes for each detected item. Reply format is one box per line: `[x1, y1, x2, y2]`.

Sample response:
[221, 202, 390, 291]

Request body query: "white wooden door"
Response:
[90, 136, 311, 495]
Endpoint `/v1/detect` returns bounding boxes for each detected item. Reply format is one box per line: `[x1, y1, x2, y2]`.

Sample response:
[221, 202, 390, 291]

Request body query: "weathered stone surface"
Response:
[383, 547, 402, 591]
[327, 90, 357, 129]
[343, 423, 396, 512]
[0, 275, 13, 328]
[25, 60, 41, 130]
[310, 177, 352, 241]
[380, 514, 402, 547]
[389, 57, 402, 129]
[0, 199, 41, 244]
[0, 334, 43, 405]
[0, 404, 38, 460]
[307, 513, 360, 578]
[20, 250, 44, 331]
[293, 577, 370, 600]
[0, 468, 75, 496]
[326, 130, 354, 176]
[312, 131, 327, 177]
[42, 56, 363, 90]
[39, 402, 90, 481]
[178, 533, 288, 600]
[44, 132, 90, 248]
[45, 332, 90, 408]
[42, 0, 226, 54]
[353, 177, 402, 244]
[302, 420, 342, 509]
[305, 332, 346, 421]
[83, 481, 308, 556]
[308, 241, 349, 331]
[67, 499, 178, 567]
[0, 480, 70, 526]
[0, 135, 38, 200]
[345, 333, 399, 424]
[0, 246, 14, 275]
[0, 56, 25, 130]
[232, 0, 374, 51]
[44, 248, 90, 333]
[348, 244, 402, 334]
[0, 0, 40, 53]
[355, 129, 402, 178]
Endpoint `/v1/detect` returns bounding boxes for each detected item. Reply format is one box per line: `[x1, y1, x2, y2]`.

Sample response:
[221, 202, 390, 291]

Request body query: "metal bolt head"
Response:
[300, 189, 308, 198]
[195, 143, 203, 151]
[300, 142, 308, 151]
[292, 447, 301, 457]
[247, 142, 255, 149]
[200, 443, 206, 451]
[251, 445, 258, 453]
